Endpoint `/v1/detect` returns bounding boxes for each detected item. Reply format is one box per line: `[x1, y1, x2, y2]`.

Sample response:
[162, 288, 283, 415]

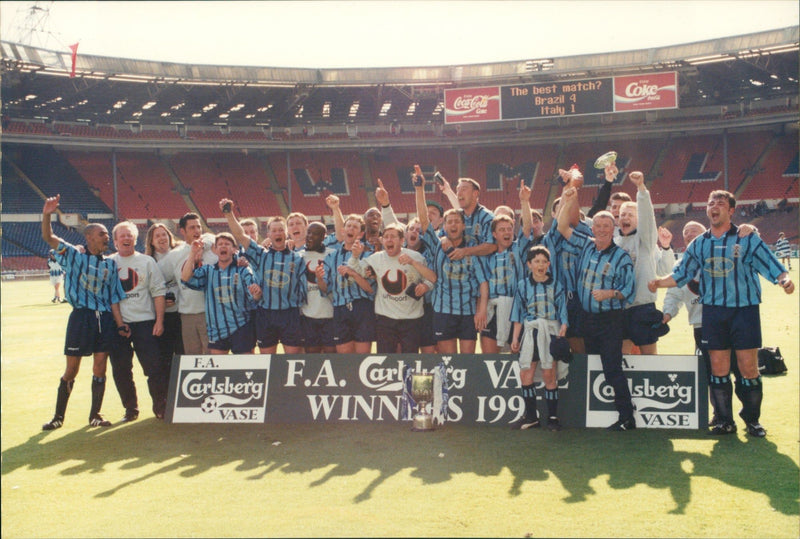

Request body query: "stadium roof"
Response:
[1, 26, 797, 131]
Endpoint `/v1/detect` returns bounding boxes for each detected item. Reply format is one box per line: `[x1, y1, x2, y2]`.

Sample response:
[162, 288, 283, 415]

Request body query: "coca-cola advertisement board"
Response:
[444, 86, 501, 124]
[613, 71, 678, 112]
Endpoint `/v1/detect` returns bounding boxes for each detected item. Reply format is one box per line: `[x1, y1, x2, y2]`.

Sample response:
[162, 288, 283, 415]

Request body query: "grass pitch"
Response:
[2, 271, 798, 538]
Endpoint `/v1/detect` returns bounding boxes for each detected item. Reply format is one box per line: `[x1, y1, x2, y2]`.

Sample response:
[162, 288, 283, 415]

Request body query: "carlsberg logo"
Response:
[181, 371, 265, 402]
[592, 374, 692, 410]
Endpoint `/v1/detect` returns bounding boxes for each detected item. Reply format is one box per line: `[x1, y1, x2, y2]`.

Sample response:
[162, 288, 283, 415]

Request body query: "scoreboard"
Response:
[445, 72, 677, 124]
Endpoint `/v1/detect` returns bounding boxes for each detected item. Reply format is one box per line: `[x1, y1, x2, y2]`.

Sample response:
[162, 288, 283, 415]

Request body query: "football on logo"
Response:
[200, 395, 218, 413]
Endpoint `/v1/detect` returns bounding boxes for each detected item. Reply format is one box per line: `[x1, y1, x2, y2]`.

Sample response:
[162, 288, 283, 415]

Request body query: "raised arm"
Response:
[326, 195, 345, 242]
[375, 179, 399, 227]
[220, 198, 250, 247]
[587, 163, 618, 218]
[41, 195, 64, 249]
[519, 179, 533, 238]
[557, 187, 579, 240]
[413, 166, 430, 230]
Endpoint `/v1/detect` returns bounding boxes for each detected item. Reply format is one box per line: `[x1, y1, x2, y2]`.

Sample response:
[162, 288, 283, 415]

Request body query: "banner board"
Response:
[444, 71, 677, 124]
[166, 353, 707, 429]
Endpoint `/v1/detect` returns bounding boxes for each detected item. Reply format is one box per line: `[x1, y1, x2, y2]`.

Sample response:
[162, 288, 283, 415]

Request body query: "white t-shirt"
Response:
[111, 251, 166, 323]
[163, 233, 218, 315]
[361, 248, 428, 320]
[299, 247, 334, 319]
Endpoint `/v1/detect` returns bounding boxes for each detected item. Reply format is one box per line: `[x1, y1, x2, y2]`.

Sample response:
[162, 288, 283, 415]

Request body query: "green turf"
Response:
[2, 273, 798, 538]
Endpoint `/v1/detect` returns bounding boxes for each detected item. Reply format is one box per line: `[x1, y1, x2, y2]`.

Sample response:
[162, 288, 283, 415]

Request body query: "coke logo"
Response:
[453, 95, 489, 111]
[625, 82, 660, 98]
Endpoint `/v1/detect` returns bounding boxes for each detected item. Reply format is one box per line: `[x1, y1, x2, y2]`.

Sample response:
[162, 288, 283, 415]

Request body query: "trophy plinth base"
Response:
[412, 413, 435, 431]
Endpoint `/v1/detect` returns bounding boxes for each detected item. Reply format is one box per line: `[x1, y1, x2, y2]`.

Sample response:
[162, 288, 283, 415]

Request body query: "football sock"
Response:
[522, 384, 538, 421]
[54, 378, 74, 420]
[545, 388, 558, 418]
[709, 374, 733, 424]
[739, 376, 763, 424]
[90, 376, 106, 419]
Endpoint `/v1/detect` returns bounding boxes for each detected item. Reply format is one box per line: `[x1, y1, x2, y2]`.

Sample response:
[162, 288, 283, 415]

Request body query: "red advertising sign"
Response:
[444, 86, 501, 124]
[613, 71, 678, 112]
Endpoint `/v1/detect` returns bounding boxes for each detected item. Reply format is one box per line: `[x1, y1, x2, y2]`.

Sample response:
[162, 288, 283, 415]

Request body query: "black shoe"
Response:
[510, 417, 541, 430]
[546, 417, 562, 431]
[60, 299, 68, 303]
[709, 421, 737, 435]
[120, 409, 139, 423]
[745, 422, 766, 438]
[42, 416, 64, 431]
[607, 417, 636, 431]
[89, 414, 112, 427]
[51, 297, 58, 303]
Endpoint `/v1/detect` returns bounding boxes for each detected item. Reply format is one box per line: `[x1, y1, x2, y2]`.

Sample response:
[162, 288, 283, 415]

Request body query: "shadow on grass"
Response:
[2, 420, 798, 515]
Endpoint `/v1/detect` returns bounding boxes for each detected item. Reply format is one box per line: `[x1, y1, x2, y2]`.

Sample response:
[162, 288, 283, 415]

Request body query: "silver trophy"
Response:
[411, 372, 435, 431]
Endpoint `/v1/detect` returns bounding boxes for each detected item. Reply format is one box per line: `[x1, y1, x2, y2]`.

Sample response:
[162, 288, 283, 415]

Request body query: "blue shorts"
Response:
[433, 312, 477, 342]
[301, 315, 335, 348]
[623, 303, 662, 346]
[701, 304, 762, 351]
[332, 299, 375, 344]
[209, 318, 256, 353]
[255, 307, 303, 348]
[565, 293, 583, 339]
[64, 308, 116, 356]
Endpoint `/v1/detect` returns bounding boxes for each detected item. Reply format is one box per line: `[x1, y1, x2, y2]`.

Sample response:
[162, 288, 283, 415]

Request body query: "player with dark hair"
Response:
[220, 199, 306, 354]
[181, 232, 262, 354]
[109, 221, 168, 421]
[404, 216, 438, 353]
[301, 221, 336, 353]
[558, 187, 637, 431]
[649, 190, 794, 437]
[40, 194, 127, 430]
[510, 245, 568, 430]
[161, 212, 218, 354]
[317, 203, 376, 354]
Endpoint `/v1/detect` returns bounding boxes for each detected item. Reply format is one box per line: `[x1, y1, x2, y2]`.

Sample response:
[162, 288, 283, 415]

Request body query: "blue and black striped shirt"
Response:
[322, 241, 375, 306]
[423, 225, 488, 315]
[183, 262, 257, 341]
[244, 239, 307, 310]
[511, 274, 568, 325]
[672, 224, 787, 307]
[54, 241, 125, 311]
[559, 229, 636, 313]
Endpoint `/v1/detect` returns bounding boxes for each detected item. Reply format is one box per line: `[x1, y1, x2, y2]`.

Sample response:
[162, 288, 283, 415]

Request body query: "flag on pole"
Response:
[69, 43, 79, 77]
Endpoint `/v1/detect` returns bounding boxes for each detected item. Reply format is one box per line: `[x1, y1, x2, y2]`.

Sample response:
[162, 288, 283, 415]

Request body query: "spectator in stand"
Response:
[181, 232, 261, 354]
[145, 223, 184, 369]
[775, 232, 792, 270]
[414, 168, 489, 354]
[161, 213, 218, 355]
[47, 249, 66, 303]
[109, 221, 168, 421]
[649, 190, 794, 437]
[221, 199, 307, 354]
[40, 194, 126, 430]
[351, 223, 436, 353]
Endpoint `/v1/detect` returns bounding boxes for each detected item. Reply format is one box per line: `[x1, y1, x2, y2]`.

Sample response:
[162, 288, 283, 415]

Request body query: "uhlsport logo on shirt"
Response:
[171, 355, 270, 423]
[585, 354, 700, 429]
